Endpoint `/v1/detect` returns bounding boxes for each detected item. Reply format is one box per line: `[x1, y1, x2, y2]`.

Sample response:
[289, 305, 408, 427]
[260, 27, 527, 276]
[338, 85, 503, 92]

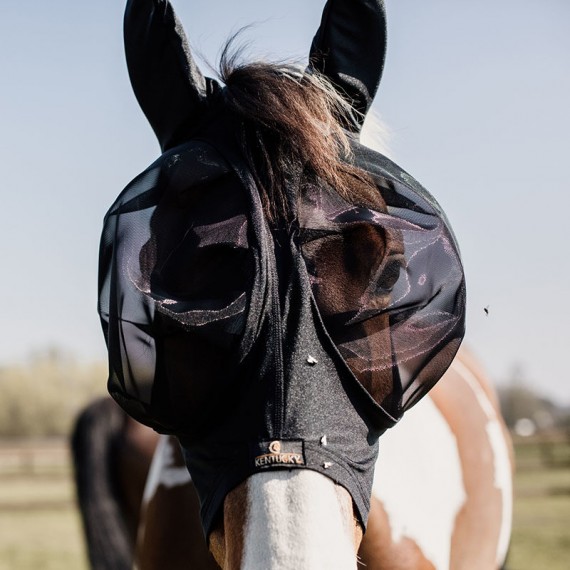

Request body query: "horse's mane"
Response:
[218, 40, 383, 222]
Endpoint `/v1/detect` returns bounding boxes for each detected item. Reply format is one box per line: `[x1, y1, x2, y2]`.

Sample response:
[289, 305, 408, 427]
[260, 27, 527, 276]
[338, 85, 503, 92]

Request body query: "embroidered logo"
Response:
[252, 440, 305, 469]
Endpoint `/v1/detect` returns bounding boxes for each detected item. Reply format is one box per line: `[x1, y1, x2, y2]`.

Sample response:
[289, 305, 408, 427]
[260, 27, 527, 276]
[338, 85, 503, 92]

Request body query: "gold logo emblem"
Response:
[268, 441, 281, 454]
[253, 440, 305, 468]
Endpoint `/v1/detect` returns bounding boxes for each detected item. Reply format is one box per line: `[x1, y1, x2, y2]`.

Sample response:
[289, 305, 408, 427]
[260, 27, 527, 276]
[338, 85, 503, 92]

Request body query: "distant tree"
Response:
[0, 347, 106, 437]
[498, 363, 557, 432]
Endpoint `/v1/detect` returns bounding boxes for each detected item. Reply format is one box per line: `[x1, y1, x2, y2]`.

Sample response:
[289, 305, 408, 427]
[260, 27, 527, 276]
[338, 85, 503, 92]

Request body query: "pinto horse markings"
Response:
[370, 355, 513, 569]
[140, 353, 512, 570]
[71, 350, 512, 569]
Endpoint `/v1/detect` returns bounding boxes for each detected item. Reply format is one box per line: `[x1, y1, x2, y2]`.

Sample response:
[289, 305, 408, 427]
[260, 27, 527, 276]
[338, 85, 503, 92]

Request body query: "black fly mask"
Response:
[99, 0, 466, 536]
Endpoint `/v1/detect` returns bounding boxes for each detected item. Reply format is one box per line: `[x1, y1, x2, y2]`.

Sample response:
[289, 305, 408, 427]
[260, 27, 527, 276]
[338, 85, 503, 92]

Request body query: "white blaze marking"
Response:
[453, 360, 513, 567]
[373, 395, 466, 570]
[243, 470, 356, 570]
[142, 435, 192, 505]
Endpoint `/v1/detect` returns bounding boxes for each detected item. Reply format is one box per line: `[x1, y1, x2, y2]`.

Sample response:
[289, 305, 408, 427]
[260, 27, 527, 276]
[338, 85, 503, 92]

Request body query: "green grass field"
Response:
[0, 441, 88, 570]
[0, 438, 568, 569]
[508, 438, 570, 570]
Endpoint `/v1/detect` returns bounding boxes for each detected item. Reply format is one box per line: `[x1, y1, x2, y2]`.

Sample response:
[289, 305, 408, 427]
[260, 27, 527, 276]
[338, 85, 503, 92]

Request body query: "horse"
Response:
[71, 397, 158, 570]
[71, 347, 513, 569]
[78, 2, 512, 567]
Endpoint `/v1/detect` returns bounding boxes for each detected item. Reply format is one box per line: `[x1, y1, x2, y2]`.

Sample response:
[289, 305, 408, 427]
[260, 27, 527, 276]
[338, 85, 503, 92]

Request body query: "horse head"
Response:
[98, 2, 469, 568]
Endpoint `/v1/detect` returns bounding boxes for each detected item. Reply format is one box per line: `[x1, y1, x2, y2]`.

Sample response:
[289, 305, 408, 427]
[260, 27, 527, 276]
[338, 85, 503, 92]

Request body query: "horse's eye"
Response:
[377, 259, 401, 291]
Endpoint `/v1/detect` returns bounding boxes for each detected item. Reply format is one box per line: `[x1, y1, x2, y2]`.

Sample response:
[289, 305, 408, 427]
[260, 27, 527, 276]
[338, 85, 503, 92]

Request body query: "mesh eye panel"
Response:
[99, 142, 255, 433]
[298, 162, 465, 416]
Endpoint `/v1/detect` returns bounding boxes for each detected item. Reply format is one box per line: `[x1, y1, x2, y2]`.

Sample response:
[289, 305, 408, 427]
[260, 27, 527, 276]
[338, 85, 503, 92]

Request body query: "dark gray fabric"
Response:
[124, 0, 218, 151]
[99, 0, 466, 536]
[309, 0, 387, 131]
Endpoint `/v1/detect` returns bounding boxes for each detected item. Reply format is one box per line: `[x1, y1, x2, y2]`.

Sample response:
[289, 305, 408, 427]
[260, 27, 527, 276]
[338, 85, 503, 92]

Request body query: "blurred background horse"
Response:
[71, 348, 513, 569]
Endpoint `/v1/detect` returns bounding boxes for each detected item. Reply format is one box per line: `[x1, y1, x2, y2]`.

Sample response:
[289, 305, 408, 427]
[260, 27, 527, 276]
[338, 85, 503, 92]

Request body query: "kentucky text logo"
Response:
[254, 440, 305, 468]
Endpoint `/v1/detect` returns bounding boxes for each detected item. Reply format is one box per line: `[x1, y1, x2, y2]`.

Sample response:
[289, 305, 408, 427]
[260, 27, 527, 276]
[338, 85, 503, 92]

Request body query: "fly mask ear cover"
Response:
[309, 0, 388, 131]
[100, 0, 466, 537]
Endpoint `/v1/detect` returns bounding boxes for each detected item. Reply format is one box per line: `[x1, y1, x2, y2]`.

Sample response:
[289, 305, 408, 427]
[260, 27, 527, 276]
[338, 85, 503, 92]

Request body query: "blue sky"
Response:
[1, 0, 568, 403]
